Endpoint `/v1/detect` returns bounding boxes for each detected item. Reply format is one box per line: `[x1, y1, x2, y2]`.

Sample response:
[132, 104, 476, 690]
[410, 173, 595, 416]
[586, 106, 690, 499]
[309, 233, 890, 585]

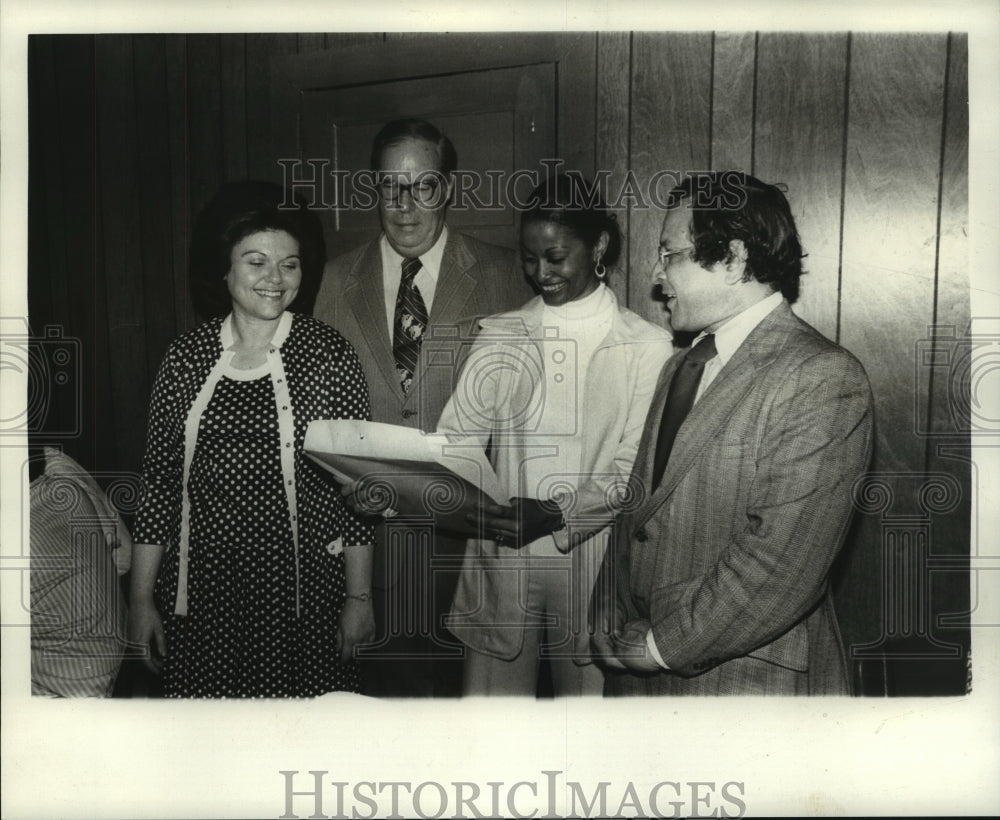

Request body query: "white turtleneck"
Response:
[524, 283, 616, 554]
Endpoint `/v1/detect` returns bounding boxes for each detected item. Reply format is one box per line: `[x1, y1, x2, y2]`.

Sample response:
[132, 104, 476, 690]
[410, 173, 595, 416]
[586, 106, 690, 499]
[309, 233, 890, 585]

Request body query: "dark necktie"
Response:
[392, 256, 428, 393]
[650, 334, 717, 488]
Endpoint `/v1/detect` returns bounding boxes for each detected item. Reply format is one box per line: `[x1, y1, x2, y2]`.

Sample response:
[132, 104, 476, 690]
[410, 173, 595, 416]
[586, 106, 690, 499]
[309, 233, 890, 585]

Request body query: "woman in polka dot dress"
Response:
[128, 183, 375, 698]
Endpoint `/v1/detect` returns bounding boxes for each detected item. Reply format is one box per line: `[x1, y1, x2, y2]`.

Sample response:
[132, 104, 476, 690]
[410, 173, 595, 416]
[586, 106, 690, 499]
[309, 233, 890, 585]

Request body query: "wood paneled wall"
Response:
[602, 32, 970, 694]
[27, 32, 969, 694]
[28, 33, 381, 476]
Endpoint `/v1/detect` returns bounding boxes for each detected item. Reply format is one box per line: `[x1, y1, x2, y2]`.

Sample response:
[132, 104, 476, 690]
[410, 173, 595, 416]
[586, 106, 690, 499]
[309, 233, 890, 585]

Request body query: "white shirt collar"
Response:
[694, 290, 783, 366]
[380, 223, 448, 288]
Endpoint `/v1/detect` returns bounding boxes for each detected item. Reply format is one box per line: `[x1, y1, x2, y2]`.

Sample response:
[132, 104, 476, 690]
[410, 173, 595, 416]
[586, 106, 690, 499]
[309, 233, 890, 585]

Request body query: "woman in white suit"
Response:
[437, 173, 672, 695]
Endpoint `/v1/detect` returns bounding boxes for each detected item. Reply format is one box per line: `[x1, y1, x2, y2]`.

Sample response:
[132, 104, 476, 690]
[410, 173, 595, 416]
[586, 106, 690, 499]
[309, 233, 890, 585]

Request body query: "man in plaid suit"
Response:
[592, 172, 874, 695]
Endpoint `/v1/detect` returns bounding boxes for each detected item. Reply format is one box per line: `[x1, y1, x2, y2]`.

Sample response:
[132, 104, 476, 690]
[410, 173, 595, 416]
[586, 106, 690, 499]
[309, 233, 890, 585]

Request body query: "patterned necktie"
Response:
[392, 256, 427, 393]
[651, 333, 717, 488]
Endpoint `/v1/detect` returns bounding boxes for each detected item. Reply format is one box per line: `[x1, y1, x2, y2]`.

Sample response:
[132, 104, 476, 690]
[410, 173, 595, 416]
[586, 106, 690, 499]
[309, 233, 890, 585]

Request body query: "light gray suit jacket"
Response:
[313, 231, 534, 586]
[601, 301, 874, 695]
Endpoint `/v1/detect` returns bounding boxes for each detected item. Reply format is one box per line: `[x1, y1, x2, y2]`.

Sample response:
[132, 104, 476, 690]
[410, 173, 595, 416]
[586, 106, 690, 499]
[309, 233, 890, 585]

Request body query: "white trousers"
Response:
[461, 556, 606, 696]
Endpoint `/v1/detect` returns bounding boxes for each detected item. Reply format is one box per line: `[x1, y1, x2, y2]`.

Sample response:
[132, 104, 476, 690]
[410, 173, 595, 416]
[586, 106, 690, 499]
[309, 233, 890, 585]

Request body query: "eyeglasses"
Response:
[377, 175, 444, 206]
[657, 246, 694, 266]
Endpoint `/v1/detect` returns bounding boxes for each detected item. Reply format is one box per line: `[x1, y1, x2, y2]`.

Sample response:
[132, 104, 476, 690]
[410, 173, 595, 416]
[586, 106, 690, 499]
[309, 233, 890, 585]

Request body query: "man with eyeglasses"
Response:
[591, 171, 874, 695]
[314, 117, 533, 697]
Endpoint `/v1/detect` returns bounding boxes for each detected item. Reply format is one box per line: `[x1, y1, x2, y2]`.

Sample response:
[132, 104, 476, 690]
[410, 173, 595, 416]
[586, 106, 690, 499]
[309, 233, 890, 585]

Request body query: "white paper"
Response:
[304, 419, 508, 505]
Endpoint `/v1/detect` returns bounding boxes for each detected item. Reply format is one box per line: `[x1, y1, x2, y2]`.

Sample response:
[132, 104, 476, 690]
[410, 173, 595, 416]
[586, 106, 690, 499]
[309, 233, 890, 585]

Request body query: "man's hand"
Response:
[611, 618, 661, 673]
[591, 599, 627, 671]
[466, 496, 563, 548]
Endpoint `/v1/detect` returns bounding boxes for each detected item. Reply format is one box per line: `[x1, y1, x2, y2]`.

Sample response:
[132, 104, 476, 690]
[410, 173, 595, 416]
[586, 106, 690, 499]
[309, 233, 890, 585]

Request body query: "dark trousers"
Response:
[358, 522, 466, 697]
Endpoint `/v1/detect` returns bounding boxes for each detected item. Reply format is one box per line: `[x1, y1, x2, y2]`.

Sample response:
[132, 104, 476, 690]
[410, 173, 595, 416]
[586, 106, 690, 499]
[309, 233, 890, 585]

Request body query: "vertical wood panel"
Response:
[841, 33, 947, 471]
[557, 34, 599, 175]
[96, 35, 149, 474]
[596, 32, 631, 307]
[711, 31, 755, 172]
[165, 35, 195, 335]
[28, 37, 68, 328]
[220, 35, 248, 182]
[187, 35, 225, 221]
[929, 33, 969, 445]
[838, 33, 948, 687]
[133, 35, 180, 379]
[628, 32, 713, 331]
[55, 37, 108, 472]
[246, 33, 299, 182]
[27, 36, 104, 469]
[926, 33, 971, 692]
[928, 31, 970, 450]
[54, 38, 100, 346]
[932, 34, 970, 364]
[754, 32, 849, 341]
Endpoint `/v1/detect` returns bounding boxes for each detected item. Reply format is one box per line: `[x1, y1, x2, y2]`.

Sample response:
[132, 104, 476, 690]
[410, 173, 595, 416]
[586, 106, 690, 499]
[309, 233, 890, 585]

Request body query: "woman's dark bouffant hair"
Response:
[521, 172, 622, 269]
[189, 181, 326, 320]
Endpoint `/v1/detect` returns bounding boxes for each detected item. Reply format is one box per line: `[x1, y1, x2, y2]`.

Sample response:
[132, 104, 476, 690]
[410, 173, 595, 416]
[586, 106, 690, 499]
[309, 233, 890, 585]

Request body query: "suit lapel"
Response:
[349, 241, 404, 398]
[634, 302, 795, 522]
[406, 233, 478, 397]
[427, 233, 478, 327]
[628, 353, 681, 517]
[649, 346, 758, 503]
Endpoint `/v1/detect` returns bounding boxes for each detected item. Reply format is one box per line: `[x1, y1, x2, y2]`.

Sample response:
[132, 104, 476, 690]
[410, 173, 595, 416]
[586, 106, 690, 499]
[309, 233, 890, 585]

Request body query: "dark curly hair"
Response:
[521, 171, 623, 268]
[189, 181, 326, 320]
[666, 171, 805, 302]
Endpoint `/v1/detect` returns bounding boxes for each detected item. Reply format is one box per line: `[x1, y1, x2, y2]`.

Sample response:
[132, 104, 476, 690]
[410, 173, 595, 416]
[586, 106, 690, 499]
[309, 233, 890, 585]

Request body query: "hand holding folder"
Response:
[304, 420, 509, 537]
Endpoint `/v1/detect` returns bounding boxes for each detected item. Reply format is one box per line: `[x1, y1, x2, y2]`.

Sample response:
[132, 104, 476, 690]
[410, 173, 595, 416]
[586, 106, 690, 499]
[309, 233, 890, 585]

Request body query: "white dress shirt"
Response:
[645, 290, 784, 668]
[380, 225, 448, 337]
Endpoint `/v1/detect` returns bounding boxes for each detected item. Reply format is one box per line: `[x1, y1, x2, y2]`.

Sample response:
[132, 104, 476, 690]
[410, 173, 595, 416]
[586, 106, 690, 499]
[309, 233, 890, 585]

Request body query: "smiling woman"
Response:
[127, 182, 377, 698]
[436, 172, 673, 696]
[189, 182, 325, 320]
[518, 174, 619, 307]
[227, 230, 302, 321]
[225, 230, 303, 368]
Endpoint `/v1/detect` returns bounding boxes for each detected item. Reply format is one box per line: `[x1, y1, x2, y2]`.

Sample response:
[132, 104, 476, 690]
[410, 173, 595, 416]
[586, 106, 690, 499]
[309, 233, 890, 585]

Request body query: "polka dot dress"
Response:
[134, 313, 374, 698]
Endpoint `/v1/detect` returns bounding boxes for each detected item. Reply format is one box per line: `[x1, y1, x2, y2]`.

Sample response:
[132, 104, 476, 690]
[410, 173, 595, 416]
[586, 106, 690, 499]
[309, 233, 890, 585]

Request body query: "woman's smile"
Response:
[520, 221, 603, 307]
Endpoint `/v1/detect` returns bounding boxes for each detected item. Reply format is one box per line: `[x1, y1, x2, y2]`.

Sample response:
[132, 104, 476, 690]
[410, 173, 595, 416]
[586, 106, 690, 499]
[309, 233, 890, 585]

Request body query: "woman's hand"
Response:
[341, 478, 397, 519]
[336, 597, 376, 664]
[466, 496, 564, 548]
[127, 598, 166, 675]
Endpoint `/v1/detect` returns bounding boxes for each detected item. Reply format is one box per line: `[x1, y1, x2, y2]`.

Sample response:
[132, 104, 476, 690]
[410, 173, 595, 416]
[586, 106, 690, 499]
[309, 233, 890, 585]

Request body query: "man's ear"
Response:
[724, 239, 748, 284]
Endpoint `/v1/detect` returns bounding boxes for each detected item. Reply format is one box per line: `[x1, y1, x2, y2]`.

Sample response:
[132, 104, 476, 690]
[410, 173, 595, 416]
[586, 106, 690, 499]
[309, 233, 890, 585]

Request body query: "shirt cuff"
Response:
[551, 522, 571, 553]
[549, 496, 574, 552]
[646, 629, 671, 669]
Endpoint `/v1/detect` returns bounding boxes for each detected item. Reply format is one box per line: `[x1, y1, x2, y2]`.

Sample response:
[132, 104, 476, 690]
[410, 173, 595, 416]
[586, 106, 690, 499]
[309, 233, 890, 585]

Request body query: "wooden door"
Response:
[270, 33, 597, 259]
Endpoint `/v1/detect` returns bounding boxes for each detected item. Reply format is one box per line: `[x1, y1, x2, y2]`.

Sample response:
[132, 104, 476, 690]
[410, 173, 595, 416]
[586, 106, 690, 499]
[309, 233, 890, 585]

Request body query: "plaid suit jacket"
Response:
[601, 301, 874, 695]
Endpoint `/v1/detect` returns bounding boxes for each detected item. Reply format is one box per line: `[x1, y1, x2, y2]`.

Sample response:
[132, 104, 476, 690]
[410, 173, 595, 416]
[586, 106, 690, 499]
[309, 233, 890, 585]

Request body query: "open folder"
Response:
[304, 419, 509, 534]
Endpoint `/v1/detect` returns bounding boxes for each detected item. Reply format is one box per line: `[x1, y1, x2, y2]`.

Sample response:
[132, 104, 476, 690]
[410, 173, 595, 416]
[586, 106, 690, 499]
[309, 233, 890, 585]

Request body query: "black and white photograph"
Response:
[2, 1, 998, 817]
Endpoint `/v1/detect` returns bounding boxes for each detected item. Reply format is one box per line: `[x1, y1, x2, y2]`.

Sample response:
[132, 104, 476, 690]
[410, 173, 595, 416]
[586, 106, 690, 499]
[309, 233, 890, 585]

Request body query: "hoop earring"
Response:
[594, 258, 607, 280]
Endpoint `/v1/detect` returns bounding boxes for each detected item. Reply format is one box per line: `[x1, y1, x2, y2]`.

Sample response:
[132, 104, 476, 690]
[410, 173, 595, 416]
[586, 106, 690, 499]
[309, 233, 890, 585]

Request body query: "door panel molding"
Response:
[269, 32, 597, 183]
